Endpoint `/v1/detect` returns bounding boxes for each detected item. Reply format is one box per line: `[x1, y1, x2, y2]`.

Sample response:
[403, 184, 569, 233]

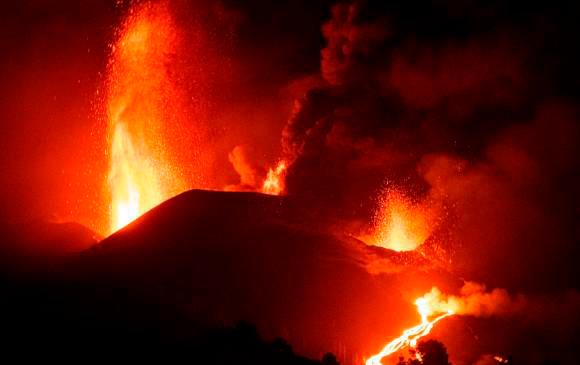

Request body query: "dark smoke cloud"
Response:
[238, 20, 580, 362]
[386, 38, 526, 111]
[320, 2, 390, 86]
[278, 0, 580, 294]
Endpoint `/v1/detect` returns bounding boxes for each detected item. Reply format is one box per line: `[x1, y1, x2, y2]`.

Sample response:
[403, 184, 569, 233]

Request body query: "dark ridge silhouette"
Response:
[0, 273, 329, 364]
[396, 339, 451, 365]
[0, 189, 570, 364]
[60, 190, 455, 361]
[0, 219, 99, 275]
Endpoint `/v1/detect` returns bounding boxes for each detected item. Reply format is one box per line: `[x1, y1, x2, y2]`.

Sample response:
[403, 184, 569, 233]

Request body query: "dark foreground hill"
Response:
[0, 219, 99, 274]
[0, 190, 460, 363]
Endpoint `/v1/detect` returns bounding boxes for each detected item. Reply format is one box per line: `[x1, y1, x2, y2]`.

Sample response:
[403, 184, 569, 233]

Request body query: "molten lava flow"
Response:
[369, 190, 432, 251]
[366, 292, 455, 365]
[107, 2, 184, 233]
[262, 160, 287, 195]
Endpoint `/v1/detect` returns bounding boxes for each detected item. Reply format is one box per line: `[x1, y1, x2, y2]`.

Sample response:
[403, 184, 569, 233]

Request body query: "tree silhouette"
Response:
[322, 352, 339, 365]
[396, 340, 452, 365]
[416, 340, 451, 365]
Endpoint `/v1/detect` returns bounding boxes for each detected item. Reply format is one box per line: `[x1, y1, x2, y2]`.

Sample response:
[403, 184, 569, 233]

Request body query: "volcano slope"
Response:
[0, 219, 99, 275]
[0, 190, 457, 362]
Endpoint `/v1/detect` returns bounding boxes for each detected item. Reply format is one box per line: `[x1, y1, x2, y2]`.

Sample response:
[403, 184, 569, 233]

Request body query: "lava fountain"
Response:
[107, 1, 184, 233]
[261, 160, 287, 195]
[366, 190, 433, 252]
[366, 291, 455, 365]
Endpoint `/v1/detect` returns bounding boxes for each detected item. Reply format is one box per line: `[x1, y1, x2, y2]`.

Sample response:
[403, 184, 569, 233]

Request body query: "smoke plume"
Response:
[272, 0, 580, 291]
[225, 145, 266, 192]
[423, 281, 580, 329]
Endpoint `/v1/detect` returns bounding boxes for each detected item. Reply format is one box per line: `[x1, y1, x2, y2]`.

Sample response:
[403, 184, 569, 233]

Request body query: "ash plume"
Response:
[274, 0, 580, 291]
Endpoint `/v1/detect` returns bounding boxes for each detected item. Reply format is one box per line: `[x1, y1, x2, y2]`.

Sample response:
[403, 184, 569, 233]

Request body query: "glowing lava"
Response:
[369, 190, 432, 251]
[107, 1, 184, 233]
[494, 356, 509, 364]
[262, 160, 287, 195]
[109, 123, 163, 232]
[366, 292, 455, 365]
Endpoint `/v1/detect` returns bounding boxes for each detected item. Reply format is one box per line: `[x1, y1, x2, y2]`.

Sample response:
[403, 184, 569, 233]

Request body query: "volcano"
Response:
[0, 190, 578, 364]
[0, 189, 459, 362]
[2, 1, 579, 364]
[72, 190, 461, 359]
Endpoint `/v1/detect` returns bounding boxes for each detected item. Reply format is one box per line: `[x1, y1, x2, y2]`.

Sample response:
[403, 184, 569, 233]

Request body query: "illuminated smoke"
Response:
[418, 282, 528, 318]
[225, 146, 287, 195]
[227, 145, 261, 190]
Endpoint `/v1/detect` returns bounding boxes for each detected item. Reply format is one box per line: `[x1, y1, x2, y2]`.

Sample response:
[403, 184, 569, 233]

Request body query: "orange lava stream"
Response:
[262, 160, 287, 195]
[366, 296, 454, 365]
